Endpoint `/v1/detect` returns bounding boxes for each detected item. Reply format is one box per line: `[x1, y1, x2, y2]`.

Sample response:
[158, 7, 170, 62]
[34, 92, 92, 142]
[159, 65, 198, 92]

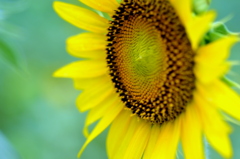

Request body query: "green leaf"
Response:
[212, 22, 230, 35]
[204, 23, 235, 43]
[222, 76, 240, 88]
[208, 31, 225, 42]
[0, 39, 18, 67]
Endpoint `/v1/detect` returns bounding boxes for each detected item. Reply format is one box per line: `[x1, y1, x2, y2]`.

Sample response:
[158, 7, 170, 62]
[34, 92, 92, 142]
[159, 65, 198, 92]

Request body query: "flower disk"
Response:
[106, 0, 196, 124]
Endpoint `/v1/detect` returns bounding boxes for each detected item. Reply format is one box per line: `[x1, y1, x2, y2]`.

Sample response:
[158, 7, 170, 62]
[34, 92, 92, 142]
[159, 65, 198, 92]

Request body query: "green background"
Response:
[0, 0, 239, 159]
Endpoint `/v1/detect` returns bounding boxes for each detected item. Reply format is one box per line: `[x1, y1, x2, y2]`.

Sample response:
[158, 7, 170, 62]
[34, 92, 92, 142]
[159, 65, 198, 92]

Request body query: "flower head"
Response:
[53, 0, 240, 158]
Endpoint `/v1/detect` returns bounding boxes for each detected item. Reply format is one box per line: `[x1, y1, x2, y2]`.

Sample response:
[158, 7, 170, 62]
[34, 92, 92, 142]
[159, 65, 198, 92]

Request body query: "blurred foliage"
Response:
[0, 40, 18, 67]
[0, 0, 239, 159]
[193, 0, 211, 14]
[0, 0, 27, 69]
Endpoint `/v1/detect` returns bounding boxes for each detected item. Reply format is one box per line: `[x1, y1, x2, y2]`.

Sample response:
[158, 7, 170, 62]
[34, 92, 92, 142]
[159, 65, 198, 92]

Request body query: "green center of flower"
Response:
[106, 0, 196, 124]
[118, 16, 167, 100]
[128, 17, 165, 78]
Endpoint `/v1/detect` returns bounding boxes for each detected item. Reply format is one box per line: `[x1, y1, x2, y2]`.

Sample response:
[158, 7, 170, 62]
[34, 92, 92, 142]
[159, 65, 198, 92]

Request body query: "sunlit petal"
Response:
[53, 1, 109, 33]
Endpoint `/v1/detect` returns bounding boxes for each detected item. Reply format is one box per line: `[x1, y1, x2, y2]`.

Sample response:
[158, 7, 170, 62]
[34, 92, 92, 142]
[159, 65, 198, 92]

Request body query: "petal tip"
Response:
[53, 69, 64, 77]
[53, 1, 65, 12]
[53, 67, 70, 78]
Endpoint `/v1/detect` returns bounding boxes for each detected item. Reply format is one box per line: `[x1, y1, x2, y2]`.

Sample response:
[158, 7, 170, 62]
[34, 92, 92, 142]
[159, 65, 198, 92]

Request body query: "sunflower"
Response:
[53, 0, 240, 158]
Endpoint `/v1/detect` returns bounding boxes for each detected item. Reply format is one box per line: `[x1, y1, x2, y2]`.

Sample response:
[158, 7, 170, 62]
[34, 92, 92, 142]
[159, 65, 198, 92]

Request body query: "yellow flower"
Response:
[53, 0, 240, 158]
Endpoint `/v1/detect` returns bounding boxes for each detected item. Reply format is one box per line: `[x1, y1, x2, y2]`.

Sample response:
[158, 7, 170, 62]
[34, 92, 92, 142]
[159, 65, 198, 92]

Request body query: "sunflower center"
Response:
[106, 0, 195, 124]
[127, 17, 165, 78]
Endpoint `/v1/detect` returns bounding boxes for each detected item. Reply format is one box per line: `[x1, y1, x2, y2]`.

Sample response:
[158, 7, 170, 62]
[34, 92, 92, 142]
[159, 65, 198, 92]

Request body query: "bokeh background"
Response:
[0, 0, 239, 159]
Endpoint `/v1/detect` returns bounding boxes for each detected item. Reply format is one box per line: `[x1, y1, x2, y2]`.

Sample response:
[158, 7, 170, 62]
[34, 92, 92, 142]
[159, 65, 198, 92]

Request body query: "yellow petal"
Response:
[78, 100, 123, 158]
[73, 75, 109, 90]
[53, 60, 107, 78]
[194, 62, 231, 84]
[206, 130, 232, 158]
[194, 91, 231, 134]
[112, 115, 139, 159]
[76, 79, 113, 112]
[67, 32, 107, 59]
[83, 92, 119, 137]
[196, 35, 239, 66]
[170, 0, 192, 26]
[143, 124, 161, 159]
[53, 1, 109, 33]
[197, 80, 240, 120]
[107, 110, 132, 159]
[151, 119, 181, 159]
[79, 0, 118, 14]
[123, 121, 151, 159]
[69, 50, 106, 60]
[181, 104, 204, 159]
[194, 92, 232, 158]
[187, 11, 216, 50]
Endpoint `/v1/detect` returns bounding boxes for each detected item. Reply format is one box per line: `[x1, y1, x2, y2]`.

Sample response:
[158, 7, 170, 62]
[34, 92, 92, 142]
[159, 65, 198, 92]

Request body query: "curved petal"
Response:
[73, 75, 109, 90]
[78, 100, 123, 158]
[68, 50, 106, 60]
[79, 0, 119, 15]
[194, 62, 231, 84]
[112, 115, 140, 159]
[194, 92, 232, 158]
[123, 120, 151, 159]
[195, 35, 239, 66]
[187, 11, 216, 50]
[76, 78, 113, 112]
[169, 0, 192, 26]
[143, 124, 161, 159]
[197, 80, 240, 120]
[67, 32, 107, 59]
[53, 60, 108, 78]
[67, 33, 107, 52]
[107, 110, 132, 159]
[181, 104, 204, 159]
[53, 1, 109, 33]
[83, 92, 119, 137]
[151, 118, 181, 159]
[206, 129, 232, 158]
